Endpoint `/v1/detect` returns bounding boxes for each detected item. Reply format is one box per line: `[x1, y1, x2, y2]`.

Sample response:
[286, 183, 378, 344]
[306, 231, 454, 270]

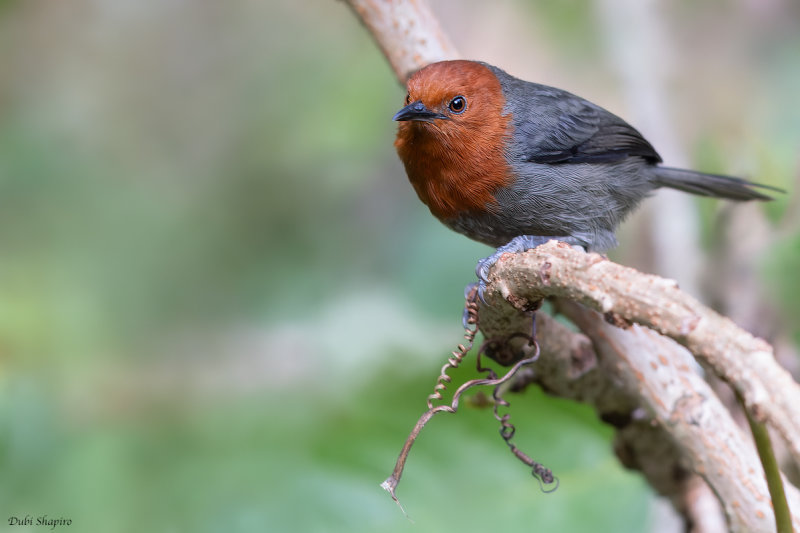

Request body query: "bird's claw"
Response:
[474, 235, 566, 303]
[474, 259, 493, 304]
[467, 236, 583, 321]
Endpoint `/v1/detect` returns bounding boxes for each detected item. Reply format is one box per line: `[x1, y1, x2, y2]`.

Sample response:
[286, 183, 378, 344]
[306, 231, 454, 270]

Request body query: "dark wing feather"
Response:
[514, 88, 662, 165]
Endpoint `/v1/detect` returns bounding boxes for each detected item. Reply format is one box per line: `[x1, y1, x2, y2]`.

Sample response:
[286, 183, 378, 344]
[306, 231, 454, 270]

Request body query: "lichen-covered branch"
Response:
[561, 300, 799, 532]
[482, 240, 800, 467]
[483, 297, 800, 531]
[478, 241, 800, 531]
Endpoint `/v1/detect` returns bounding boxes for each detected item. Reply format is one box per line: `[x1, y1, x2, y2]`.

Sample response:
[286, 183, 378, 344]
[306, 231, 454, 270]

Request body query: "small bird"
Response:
[392, 60, 777, 296]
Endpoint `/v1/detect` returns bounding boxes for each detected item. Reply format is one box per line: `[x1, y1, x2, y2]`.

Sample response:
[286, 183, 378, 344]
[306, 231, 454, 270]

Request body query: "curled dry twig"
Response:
[381, 287, 556, 514]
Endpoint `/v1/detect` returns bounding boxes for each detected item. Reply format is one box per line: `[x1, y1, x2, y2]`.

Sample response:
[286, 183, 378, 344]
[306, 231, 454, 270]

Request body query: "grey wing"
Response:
[513, 87, 662, 165]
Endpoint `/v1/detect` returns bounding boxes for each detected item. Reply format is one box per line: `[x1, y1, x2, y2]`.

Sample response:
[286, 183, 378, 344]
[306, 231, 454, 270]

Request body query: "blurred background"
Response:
[0, 1, 798, 531]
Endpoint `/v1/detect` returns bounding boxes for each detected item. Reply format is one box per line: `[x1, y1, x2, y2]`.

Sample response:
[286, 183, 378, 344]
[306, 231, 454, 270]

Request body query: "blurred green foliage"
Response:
[0, 1, 798, 532]
[1, 354, 652, 533]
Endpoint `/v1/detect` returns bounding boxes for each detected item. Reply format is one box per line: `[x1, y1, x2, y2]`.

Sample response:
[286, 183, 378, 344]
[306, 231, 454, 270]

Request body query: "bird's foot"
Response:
[475, 235, 580, 302]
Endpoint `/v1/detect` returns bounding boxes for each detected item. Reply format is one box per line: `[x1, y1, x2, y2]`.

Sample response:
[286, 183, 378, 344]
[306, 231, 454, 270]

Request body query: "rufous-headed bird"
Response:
[393, 60, 777, 299]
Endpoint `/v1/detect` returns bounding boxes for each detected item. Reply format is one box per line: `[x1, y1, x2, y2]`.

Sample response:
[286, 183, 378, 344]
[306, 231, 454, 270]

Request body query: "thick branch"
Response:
[499, 311, 700, 508]
[482, 240, 800, 469]
[484, 300, 797, 531]
[561, 300, 799, 532]
[479, 240, 800, 531]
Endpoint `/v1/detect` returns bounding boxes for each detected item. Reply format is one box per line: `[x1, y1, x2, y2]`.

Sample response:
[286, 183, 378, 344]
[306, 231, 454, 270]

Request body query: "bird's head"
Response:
[393, 60, 507, 141]
[392, 60, 513, 220]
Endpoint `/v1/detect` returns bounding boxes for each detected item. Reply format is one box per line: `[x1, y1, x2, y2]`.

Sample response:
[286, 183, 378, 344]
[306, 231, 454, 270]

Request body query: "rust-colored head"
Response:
[393, 60, 512, 220]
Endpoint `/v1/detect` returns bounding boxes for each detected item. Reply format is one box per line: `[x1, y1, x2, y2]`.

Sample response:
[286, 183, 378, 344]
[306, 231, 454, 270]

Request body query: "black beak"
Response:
[392, 100, 448, 123]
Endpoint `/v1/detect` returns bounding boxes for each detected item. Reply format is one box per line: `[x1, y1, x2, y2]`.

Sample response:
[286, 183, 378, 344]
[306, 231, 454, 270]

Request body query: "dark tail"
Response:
[652, 166, 782, 201]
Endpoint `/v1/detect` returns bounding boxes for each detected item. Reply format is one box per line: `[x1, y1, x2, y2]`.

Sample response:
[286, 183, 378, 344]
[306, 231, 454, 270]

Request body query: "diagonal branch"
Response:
[482, 240, 800, 469]
[478, 240, 800, 532]
[344, 0, 458, 83]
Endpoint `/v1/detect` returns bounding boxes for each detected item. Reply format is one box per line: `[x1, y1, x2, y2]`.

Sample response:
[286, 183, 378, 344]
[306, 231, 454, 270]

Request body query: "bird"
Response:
[392, 60, 778, 299]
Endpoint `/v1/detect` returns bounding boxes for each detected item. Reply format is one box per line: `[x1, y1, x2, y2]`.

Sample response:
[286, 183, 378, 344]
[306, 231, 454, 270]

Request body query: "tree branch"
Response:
[344, 0, 458, 83]
[479, 240, 800, 531]
[482, 241, 800, 466]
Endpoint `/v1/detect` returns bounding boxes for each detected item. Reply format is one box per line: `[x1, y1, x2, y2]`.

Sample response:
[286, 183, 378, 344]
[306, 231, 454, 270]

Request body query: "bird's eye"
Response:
[405, 93, 411, 105]
[448, 96, 466, 114]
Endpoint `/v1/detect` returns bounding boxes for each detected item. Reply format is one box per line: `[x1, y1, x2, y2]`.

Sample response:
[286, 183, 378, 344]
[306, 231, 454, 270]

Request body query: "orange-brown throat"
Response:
[394, 61, 512, 221]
